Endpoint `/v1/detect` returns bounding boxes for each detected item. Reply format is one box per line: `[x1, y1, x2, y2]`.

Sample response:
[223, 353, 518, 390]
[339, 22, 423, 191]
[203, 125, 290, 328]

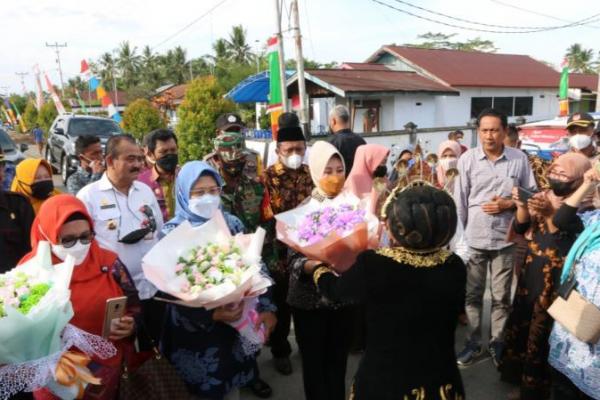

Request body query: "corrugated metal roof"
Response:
[303, 68, 457, 94]
[367, 46, 591, 89]
[340, 62, 391, 71]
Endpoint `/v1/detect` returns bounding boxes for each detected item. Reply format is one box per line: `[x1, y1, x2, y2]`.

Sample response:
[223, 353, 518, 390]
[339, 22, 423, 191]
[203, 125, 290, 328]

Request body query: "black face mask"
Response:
[222, 159, 246, 177]
[548, 178, 577, 197]
[156, 153, 178, 173]
[30, 180, 54, 199]
[373, 165, 388, 178]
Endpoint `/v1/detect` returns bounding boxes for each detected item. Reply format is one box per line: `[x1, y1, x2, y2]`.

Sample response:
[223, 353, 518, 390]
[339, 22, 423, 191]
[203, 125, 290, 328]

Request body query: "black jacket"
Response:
[0, 190, 34, 272]
[329, 129, 366, 176]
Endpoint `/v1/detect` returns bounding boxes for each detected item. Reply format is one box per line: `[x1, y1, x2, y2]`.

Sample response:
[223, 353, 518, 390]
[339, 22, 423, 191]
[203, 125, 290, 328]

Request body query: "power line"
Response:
[152, 0, 229, 50]
[389, 0, 599, 30]
[370, 0, 600, 34]
[490, 0, 600, 29]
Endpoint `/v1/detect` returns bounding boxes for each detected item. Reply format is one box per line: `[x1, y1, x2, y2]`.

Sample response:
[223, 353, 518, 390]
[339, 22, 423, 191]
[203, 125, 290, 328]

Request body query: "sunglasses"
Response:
[118, 205, 157, 245]
[59, 231, 95, 248]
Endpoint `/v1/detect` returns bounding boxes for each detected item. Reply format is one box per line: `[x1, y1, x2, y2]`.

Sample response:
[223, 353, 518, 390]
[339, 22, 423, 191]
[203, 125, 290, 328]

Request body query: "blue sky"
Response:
[1, 0, 598, 95]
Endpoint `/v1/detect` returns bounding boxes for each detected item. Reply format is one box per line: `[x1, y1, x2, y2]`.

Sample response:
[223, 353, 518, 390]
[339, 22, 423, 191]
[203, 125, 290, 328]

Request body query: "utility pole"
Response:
[45, 42, 67, 97]
[15, 72, 29, 94]
[291, 0, 310, 138]
[274, 0, 288, 112]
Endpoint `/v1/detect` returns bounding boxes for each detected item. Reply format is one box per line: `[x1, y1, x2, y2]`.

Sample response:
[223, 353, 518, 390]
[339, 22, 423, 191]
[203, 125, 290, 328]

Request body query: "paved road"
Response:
[22, 143, 513, 400]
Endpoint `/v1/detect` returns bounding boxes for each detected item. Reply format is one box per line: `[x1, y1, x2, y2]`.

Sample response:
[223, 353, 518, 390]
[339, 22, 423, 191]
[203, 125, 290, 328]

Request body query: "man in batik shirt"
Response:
[263, 112, 313, 376]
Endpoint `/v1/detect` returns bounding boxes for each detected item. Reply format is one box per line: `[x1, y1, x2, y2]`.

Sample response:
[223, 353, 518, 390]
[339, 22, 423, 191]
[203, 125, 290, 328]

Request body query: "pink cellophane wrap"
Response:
[275, 192, 380, 272]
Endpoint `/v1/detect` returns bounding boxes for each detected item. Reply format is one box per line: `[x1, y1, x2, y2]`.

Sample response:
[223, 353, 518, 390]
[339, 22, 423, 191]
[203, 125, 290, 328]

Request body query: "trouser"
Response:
[350, 304, 366, 351]
[292, 307, 353, 400]
[269, 271, 292, 358]
[465, 245, 515, 344]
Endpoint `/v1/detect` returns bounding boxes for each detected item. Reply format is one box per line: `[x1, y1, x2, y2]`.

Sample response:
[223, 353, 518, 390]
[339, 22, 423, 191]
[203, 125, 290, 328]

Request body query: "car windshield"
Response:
[68, 119, 123, 137]
[0, 129, 16, 152]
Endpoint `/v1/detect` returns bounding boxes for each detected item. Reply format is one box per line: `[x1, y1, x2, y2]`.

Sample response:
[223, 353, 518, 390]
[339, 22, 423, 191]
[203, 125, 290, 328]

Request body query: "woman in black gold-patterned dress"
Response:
[305, 183, 467, 400]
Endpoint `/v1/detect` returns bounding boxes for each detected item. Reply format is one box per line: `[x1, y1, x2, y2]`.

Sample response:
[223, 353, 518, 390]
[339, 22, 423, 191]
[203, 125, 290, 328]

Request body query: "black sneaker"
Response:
[488, 341, 504, 368]
[273, 357, 293, 376]
[246, 378, 273, 398]
[456, 341, 482, 367]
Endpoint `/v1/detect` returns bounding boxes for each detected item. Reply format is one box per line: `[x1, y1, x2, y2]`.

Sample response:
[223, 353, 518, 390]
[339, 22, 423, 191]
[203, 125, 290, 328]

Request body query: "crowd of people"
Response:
[1, 105, 600, 400]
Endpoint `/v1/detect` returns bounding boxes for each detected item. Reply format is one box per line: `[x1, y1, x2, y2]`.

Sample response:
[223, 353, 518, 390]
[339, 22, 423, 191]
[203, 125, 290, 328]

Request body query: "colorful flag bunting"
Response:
[80, 59, 122, 124]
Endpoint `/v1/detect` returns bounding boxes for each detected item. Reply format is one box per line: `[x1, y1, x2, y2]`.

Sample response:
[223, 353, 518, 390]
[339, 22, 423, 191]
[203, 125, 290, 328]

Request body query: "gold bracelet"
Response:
[312, 265, 334, 286]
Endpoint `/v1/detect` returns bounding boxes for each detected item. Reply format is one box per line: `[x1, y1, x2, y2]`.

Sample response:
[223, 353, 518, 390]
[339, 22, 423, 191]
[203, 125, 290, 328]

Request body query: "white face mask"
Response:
[569, 134, 592, 150]
[51, 242, 91, 266]
[439, 157, 458, 171]
[282, 154, 303, 170]
[189, 194, 221, 219]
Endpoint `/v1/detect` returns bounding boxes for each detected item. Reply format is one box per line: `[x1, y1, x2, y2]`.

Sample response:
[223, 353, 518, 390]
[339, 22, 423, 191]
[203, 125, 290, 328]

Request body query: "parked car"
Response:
[519, 112, 600, 160]
[45, 114, 123, 183]
[0, 128, 28, 190]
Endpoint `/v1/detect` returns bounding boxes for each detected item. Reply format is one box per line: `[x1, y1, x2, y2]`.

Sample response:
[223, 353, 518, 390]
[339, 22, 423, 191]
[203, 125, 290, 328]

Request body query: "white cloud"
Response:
[1, 0, 598, 94]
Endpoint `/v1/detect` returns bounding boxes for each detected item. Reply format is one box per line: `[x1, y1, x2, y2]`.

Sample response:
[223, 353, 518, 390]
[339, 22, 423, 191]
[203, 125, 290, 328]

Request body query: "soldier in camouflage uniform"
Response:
[204, 113, 264, 181]
[211, 131, 276, 398]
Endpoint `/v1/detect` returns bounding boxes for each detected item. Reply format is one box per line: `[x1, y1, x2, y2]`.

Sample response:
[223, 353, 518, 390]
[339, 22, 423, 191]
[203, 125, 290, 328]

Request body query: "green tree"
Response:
[176, 76, 235, 162]
[405, 32, 497, 52]
[37, 102, 58, 132]
[140, 45, 163, 89]
[98, 52, 118, 89]
[122, 98, 166, 141]
[226, 25, 253, 64]
[117, 41, 141, 88]
[8, 95, 28, 115]
[22, 101, 38, 129]
[565, 43, 596, 73]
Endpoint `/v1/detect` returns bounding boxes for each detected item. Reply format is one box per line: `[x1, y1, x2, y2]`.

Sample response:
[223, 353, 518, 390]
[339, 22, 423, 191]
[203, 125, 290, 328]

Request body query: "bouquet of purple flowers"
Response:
[275, 193, 379, 272]
[297, 205, 366, 245]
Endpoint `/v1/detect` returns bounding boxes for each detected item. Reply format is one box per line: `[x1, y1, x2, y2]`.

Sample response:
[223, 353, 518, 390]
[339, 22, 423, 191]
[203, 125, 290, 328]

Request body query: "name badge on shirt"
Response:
[100, 203, 117, 210]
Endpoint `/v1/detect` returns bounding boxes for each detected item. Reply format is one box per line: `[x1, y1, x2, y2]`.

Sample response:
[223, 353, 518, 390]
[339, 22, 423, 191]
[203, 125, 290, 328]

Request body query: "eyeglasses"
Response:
[117, 204, 157, 245]
[190, 186, 221, 197]
[59, 231, 95, 248]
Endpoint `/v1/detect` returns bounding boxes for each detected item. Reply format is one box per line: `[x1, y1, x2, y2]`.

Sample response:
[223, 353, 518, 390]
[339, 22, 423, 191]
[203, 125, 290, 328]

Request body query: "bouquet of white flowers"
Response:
[142, 212, 272, 354]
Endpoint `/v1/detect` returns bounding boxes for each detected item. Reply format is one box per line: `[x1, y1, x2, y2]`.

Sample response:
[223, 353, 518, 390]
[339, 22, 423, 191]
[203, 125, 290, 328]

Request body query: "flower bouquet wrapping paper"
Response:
[0, 242, 116, 400]
[275, 192, 379, 272]
[142, 212, 273, 354]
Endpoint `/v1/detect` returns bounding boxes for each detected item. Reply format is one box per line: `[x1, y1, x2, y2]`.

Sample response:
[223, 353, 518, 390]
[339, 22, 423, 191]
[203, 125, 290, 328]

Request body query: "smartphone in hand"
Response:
[518, 186, 538, 204]
[102, 296, 127, 338]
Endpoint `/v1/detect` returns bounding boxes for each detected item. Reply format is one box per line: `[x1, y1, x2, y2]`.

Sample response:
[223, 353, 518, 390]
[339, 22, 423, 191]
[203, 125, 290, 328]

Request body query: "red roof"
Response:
[367, 46, 574, 89]
[340, 62, 390, 71]
[304, 69, 457, 94]
[570, 73, 599, 92]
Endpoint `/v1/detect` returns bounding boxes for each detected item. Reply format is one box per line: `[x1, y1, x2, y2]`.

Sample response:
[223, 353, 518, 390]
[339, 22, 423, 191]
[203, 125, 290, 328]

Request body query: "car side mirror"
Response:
[54, 128, 64, 135]
[19, 143, 28, 152]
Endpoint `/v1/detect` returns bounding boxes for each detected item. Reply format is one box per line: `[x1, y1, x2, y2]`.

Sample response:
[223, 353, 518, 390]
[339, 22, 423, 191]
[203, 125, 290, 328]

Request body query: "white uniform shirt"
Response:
[77, 173, 164, 299]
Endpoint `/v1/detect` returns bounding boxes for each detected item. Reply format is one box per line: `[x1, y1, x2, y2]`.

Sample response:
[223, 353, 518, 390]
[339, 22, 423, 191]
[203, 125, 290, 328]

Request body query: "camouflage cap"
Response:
[213, 131, 246, 162]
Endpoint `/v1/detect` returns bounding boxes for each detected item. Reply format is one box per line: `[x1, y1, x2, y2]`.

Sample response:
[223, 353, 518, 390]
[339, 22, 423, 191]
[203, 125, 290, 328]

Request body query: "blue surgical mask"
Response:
[188, 194, 221, 219]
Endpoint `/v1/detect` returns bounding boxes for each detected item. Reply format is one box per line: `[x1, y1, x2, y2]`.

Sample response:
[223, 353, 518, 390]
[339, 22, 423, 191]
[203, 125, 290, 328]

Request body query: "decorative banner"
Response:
[33, 65, 45, 111]
[2, 99, 18, 126]
[74, 90, 88, 114]
[80, 60, 122, 124]
[9, 100, 27, 132]
[44, 73, 67, 115]
[1, 105, 13, 126]
[558, 58, 569, 117]
[267, 36, 283, 140]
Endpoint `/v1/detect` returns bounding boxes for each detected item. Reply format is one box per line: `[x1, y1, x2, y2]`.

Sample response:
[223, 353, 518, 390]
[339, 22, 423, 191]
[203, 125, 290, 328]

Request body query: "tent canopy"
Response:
[226, 70, 294, 103]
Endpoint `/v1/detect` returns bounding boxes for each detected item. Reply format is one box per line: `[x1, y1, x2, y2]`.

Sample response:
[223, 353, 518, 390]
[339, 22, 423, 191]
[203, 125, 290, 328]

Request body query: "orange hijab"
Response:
[18, 194, 123, 338]
[10, 158, 61, 214]
[344, 144, 390, 198]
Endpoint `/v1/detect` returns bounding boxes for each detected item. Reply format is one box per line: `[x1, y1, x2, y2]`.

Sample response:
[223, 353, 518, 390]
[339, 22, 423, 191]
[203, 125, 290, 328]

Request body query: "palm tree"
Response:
[225, 25, 253, 64]
[98, 52, 117, 89]
[117, 41, 141, 88]
[140, 45, 163, 88]
[565, 44, 595, 73]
